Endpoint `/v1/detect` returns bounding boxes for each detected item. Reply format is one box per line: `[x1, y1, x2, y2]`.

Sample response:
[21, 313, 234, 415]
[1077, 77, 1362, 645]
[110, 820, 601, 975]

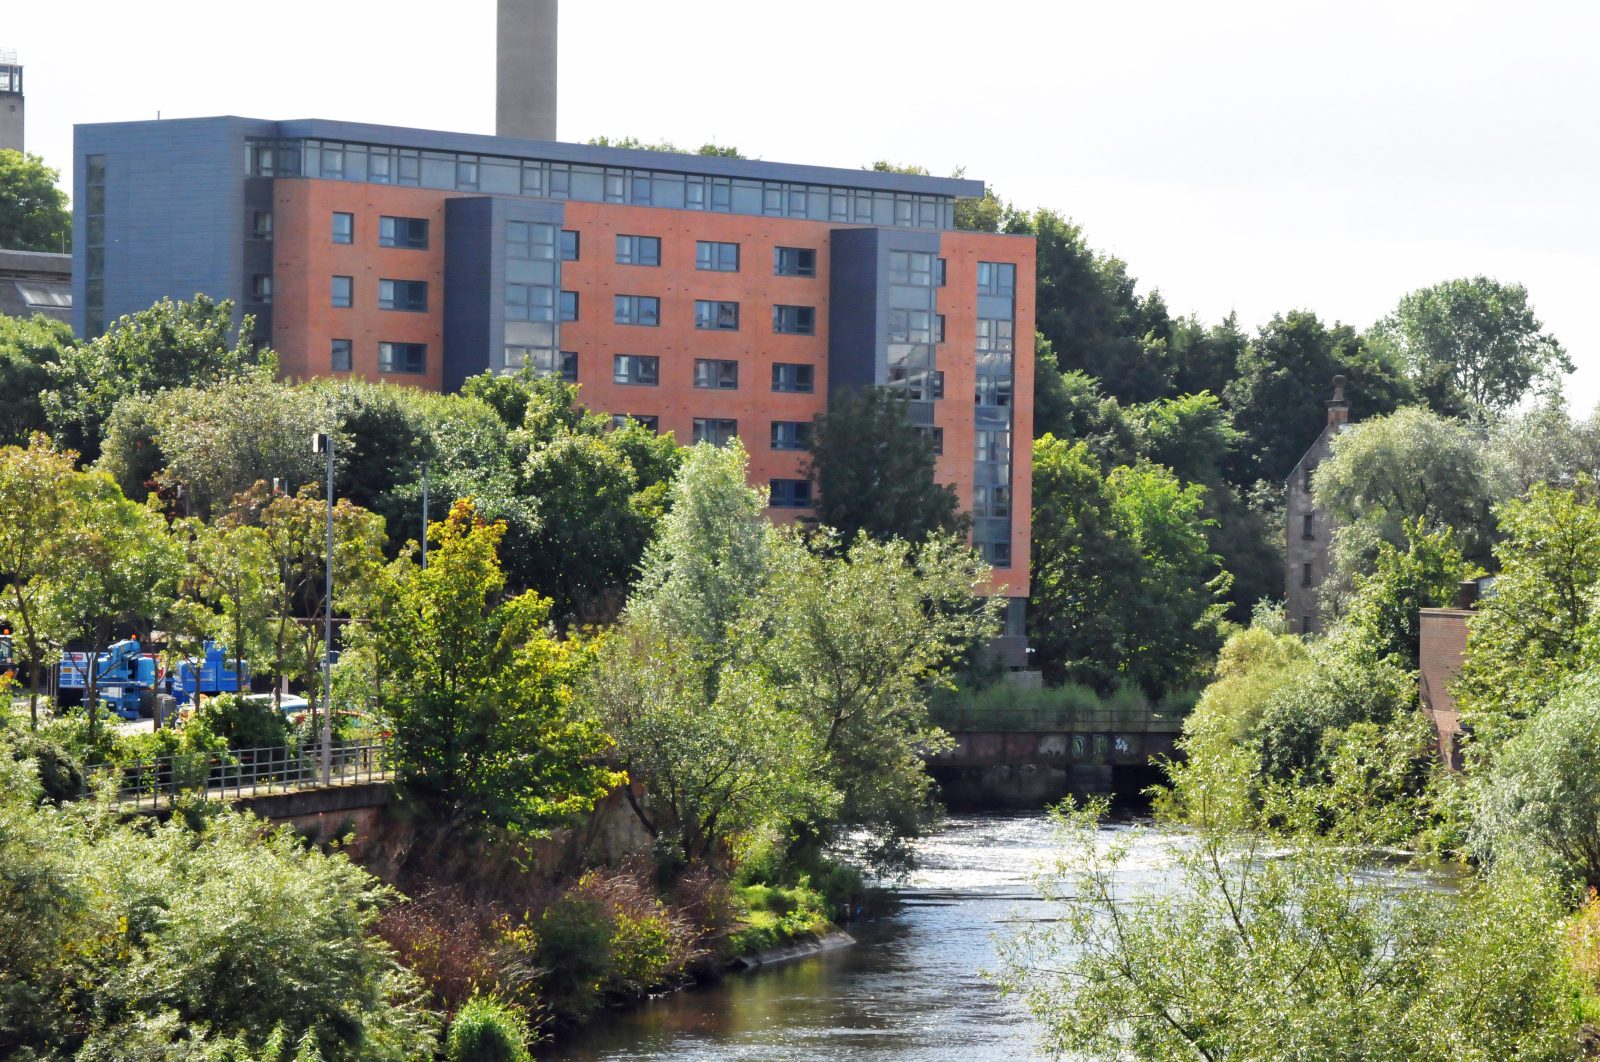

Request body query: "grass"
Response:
[726, 880, 831, 956]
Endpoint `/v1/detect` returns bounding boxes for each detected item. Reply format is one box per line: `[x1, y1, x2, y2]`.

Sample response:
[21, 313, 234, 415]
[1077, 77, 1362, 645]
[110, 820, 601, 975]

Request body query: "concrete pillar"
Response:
[497, 0, 558, 142]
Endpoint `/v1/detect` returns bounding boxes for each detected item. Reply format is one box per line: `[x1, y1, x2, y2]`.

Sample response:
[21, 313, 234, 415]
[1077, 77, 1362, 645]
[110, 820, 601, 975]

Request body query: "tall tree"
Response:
[1025, 209, 1174, 403]
[364, 499, 619, 836]
[808, 386, 967, 545]
[1223, 310, 1412, 487]
[43, 295, 270, 461]
[42, 477, 182, 743]
[0, 150, 70, 252]
[0, 438, 87, 724]
[0, 314, 72, 445]
[1374, 276, 1571, 419]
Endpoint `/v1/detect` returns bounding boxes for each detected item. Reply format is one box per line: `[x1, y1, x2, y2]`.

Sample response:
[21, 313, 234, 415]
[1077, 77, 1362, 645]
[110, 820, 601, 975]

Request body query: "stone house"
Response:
[1284, 377, 1351, 635]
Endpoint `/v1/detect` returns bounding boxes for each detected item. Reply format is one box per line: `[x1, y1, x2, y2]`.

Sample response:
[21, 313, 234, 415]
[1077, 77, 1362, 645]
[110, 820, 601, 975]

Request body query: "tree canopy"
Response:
[0, 149, 70, 252]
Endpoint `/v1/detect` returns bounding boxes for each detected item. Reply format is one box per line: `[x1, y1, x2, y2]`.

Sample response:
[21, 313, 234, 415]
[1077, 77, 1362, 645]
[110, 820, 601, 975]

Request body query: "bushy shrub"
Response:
[4, 727, 84, 801]
[376, 888, 503, 1012]
[187, 691, 290, 750]
[445, 995, 532, 1062]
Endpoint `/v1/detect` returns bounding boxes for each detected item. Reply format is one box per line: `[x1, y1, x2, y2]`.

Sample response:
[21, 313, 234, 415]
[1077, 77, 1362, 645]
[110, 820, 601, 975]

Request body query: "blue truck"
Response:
[174, 641, 250, 706]
[58, 639, 159, 720]
[59, 639, 251, 719]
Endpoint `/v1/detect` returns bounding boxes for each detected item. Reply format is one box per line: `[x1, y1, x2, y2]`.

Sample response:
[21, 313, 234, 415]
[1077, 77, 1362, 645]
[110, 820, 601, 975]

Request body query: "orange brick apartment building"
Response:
[74, 118, 1034, 603]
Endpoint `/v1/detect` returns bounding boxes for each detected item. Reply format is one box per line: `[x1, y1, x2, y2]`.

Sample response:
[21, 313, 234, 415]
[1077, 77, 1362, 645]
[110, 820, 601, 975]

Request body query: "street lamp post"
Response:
[312, 432, 334, 786]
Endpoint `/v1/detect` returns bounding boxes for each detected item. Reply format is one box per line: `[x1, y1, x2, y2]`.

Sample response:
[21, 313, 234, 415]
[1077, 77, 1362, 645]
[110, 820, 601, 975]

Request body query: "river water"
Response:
[548, 813, 1184, 1061]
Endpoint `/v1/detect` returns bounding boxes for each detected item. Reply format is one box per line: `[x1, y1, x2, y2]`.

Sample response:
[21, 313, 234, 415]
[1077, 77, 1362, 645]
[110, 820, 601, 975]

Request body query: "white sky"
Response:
[10, 0, 1599, 408]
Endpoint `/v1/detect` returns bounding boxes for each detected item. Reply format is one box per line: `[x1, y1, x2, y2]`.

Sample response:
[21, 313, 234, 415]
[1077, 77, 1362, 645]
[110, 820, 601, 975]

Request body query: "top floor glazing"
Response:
[246, 132, 963, 230]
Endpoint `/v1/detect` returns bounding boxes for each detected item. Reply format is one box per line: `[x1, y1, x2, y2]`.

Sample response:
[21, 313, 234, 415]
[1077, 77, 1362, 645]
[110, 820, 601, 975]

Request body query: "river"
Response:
[547, 812, 1185, 1061]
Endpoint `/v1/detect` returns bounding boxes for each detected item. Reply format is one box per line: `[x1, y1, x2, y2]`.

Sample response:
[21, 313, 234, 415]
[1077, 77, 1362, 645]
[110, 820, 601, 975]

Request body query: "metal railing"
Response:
[100, 741, 392, 812]
[930, 706, 1184, 734]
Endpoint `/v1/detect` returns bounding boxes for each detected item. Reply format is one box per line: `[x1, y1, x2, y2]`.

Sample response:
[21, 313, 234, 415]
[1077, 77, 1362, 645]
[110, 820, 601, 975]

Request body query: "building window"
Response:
[379, 215, 429, 249]
[1302, 562, 1314, 588]
[378, 279, 428, 312]
[918, 426, 944, 455]
[977, 261, 1017, 296]
[331, 275, 353, 308]
[977, 318, 1015, 353]
[694, 359, 739, 390]
[695, 300, 740, 331]
[249, 274, 272, 304]
[378, 341, 427, 374]
[249, 210, 273, 240]
[986, 542, 1012, 569]
[936, 258, 947, 286]
[975, 486, 1012, 519]
[1302, 463, 1316, 491]
[611, 414, 660, 432]
[507, 221, 556, 260]
[560, 350, 578, 383]
[773, 305, 815, 335]
[936, 315, 946, 343]
[613, 355, 659, 386]
[770, 479, 813, 508]
[1302, 512, 1315, 539]
[771, 421, 812, 451]
[560, 290, 579, 321]
[615, 234, 661, 266]
[889, 250, 934, 287]
[330, 338, 352, 372]
[772, 363, 815, 393]
[975, 429, 1011, 464]
[1302, 615, 1314, 634]
[695, 240, 739, 272]
[331, 212, 353, 244]
[613, 295, 660, 326]
[693, 418, 739, 446]
[889, 308, 933, 344]
[560, 230, 580, 261]
[774, 247, 817, 277]
[976, 376, 1013, 407]
[506, 284, 554, 321]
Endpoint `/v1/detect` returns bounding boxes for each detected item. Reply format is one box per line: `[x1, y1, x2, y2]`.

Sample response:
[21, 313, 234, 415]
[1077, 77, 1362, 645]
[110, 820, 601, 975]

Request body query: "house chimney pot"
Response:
[1326, 374, 1350, 427]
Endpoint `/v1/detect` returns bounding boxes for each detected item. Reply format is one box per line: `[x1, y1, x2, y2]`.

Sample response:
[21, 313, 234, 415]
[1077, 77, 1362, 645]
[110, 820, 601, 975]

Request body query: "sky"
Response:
[9, 0, 1599, 408]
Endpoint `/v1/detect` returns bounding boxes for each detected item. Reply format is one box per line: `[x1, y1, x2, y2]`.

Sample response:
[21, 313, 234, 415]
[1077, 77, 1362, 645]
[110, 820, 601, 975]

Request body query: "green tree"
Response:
[1312, 406, 1495, 594]
[184, 520, 279, 690]
[1223, 310, 1412, 486]
[757, 531, 999, 871]
[44, 294, 271, 461]
[1473, 668, 1600, 889]
[1024, 209, 1174, 403]
[42, 477, 182, 744]
[364, 499, 619, 836]
[1455, 479, 1600, 750]
[999, 807, 1579, 1061]
[99, 376, 326, 518]
[0, 437, 87, 724]
[1168, 312, 1248, 401]
[0, 149, 70, 252]
[1486, 399, 1600, 499]
[587, 135, 743, 158]
[0, 313, 73, 445]
[1375, 276, 1572, 419]
[1340, 520, 1475, 669]
[584, 614, 827, 868]
[808, 386, 967, 544]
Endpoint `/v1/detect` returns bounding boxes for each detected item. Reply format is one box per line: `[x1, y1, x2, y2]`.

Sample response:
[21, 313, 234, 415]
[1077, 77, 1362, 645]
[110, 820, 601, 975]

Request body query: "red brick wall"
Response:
[272, 180, 447, 391]
[1419, 608, 1471, 768]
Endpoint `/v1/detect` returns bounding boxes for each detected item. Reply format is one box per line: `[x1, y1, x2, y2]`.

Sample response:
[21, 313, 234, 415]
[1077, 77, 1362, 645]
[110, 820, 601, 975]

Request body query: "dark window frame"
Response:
[379, 215, 429, 249]
[378, 278, 429, 312]
[694, 359, 740, 390]
[773, 304, 816, 335]
[331, 211, 354, 245]
[378, 341, 427, 374]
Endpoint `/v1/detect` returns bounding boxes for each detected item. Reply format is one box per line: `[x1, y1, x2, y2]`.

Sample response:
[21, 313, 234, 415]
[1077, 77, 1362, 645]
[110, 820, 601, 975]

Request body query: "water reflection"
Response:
[547, 814, 1086, 1061]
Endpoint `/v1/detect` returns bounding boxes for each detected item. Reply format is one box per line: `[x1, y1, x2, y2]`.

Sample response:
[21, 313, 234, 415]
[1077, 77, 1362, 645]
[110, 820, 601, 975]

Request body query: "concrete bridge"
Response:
[928, 707, 1184, 808]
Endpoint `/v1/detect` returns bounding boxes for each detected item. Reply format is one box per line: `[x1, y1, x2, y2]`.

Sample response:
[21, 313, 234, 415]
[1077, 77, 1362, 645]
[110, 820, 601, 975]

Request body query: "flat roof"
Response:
[79, 116, 988, 200]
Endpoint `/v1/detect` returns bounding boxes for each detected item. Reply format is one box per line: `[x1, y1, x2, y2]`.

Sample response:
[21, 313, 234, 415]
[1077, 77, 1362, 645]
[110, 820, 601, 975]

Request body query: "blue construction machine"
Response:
[174, 641, 250, 706]
[58, 638, 159, 720]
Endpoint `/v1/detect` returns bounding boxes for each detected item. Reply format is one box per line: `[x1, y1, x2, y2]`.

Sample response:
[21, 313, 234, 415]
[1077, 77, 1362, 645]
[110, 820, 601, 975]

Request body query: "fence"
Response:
[101, 741, 392, 813]
[930, 706, 1184, 734]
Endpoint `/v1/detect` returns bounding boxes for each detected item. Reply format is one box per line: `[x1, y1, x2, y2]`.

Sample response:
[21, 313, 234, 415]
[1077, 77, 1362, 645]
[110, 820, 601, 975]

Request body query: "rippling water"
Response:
[546, 813, 1180, 1061]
